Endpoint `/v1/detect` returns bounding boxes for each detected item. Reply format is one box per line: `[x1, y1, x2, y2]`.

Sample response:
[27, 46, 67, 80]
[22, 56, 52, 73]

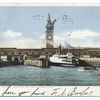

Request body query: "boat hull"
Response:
[49, 61, 79, 67]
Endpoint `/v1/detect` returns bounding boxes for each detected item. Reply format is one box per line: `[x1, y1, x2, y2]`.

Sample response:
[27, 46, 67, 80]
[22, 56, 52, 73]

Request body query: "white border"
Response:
[0, 1, 100, 97]
[0, 3, 100, 6]
[0, 0, 100, 4]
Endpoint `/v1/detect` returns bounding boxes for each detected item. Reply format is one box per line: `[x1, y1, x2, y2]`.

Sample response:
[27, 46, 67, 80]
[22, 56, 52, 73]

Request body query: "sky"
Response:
[0, 6, 100, 48]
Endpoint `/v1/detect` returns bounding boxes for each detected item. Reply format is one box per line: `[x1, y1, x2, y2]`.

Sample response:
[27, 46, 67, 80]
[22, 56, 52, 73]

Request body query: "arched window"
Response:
[31, 52, 36, 55]
[18, 52, 22, 55]
[11, 52, 15, 55]
[25, 52, 30, 55]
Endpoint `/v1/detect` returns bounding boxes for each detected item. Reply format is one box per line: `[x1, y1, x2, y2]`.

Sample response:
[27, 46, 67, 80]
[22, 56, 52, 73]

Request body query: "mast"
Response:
[59, 44, 62, 55]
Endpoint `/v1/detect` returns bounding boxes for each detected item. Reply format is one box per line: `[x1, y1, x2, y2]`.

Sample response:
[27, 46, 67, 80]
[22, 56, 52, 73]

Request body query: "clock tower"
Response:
[45, 14, 56, 48]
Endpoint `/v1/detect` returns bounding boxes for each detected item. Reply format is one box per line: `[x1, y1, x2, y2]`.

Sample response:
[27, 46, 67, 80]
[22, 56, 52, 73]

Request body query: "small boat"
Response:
[78, 66, 97, 71]
[84, 66, 97, 70]
[49, 53, 79, 67]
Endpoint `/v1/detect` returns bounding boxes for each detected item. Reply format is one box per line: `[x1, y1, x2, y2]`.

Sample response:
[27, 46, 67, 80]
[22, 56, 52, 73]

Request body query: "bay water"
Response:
[0, 65, 100, 86]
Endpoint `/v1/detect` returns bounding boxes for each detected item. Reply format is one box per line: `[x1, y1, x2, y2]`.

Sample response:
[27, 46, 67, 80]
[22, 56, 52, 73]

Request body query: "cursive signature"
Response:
[0, 86, 94, 96]
[51, 87, 94, 96]
[67, 87, 94, 96]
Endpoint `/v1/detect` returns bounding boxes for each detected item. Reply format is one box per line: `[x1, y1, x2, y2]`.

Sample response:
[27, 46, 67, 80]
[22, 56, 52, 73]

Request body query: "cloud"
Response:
[0, 29, 100, 48]
[54, 29, 100, 48]
[0, 30, 45, 48]
[69, 29, 99, 39]
[54, 35, 66, 47]
[0, 38, 45, 48]
[0, 30, 22, 39]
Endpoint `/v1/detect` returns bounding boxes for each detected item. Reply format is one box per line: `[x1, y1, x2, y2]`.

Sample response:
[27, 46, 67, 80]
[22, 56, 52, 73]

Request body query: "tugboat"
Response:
[49, 44, 79, 67]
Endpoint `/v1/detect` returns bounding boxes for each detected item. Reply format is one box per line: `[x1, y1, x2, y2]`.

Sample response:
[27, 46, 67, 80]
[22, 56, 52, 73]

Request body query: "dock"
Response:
[80, 57, 100, 67]
[24, 57, 49, 67]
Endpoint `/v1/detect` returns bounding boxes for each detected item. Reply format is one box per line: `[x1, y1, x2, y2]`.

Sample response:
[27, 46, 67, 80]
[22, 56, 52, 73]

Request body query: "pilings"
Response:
[0, 53, 100, 68]
[0, 55, 24, 67]
[0, 54, 49, 67]
[24, 59, 42, 66]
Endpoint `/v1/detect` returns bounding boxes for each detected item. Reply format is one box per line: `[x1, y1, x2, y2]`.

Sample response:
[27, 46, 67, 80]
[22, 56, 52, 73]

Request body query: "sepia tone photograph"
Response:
[0, 6, 100, 86]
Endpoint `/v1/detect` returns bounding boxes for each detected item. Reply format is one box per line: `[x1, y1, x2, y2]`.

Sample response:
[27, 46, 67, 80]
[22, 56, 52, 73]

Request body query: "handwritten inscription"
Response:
[30, 88, 46, 96]
[67, 87, 93, 96]
[2, 86, 16, 96]
[51, 87, 93, 96]
[0, 86, 94, 96]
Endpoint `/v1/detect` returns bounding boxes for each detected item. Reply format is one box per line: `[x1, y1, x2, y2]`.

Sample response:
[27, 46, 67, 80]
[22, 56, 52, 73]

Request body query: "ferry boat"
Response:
[49, 53, 79, 67]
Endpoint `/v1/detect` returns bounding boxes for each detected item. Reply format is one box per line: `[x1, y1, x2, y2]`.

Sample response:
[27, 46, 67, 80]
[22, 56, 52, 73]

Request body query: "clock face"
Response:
[48, 36, 52, 39]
